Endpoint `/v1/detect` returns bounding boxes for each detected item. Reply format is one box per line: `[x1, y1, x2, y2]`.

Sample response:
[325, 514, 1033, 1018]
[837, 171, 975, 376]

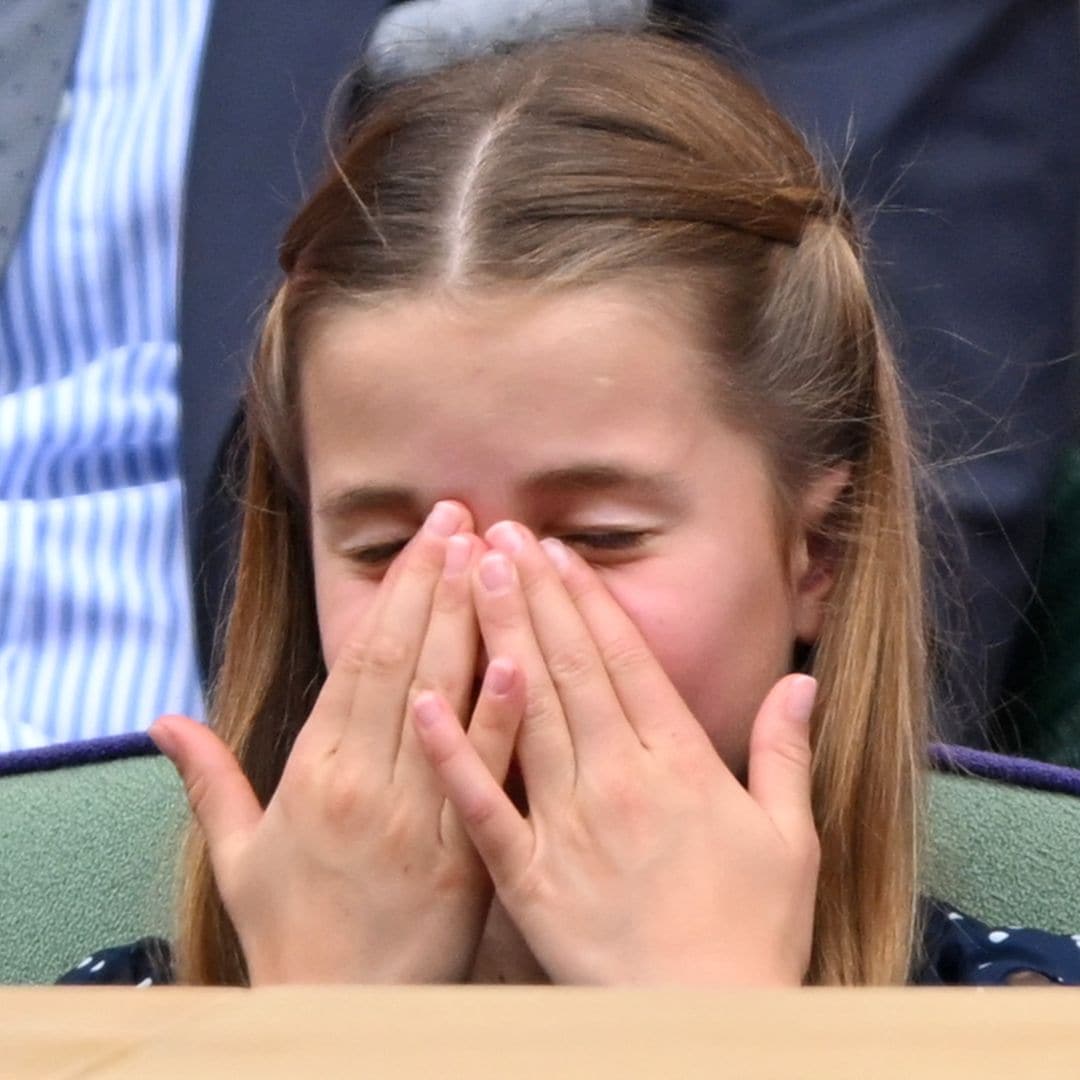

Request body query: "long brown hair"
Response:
[179, 30, 926, 986]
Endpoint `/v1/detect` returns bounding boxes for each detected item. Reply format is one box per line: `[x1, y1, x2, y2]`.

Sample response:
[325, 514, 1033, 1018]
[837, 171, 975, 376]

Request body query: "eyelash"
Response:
[344, 530, 650, 567]
[559, 530, 650, 553]
[344, 539, 409, 566]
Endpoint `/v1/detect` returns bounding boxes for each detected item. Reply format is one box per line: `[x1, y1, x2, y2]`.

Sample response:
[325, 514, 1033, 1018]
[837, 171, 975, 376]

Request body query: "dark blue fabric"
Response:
[917, 900, 1080, 986]
[0, 733, 156, 778]
[56, 937, 173, 986]
[930, 743, 1080, 799]
[179, 0, 392, 683]
[657, 0, 1080, 747]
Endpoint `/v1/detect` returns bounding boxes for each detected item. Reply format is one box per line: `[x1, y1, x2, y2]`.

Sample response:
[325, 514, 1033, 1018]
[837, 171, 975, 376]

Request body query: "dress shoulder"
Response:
[918, 899, 1080, 985]
[56, 937, 174, 986]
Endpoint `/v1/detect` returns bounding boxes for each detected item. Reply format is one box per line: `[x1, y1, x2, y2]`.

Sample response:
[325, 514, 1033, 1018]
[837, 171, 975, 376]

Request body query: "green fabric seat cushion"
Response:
[0, 743, 185, 984]
[2, 739, 1079, 984]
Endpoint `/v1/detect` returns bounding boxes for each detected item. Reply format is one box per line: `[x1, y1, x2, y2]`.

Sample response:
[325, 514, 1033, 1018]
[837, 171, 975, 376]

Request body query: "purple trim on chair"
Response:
[5, 734, 1080, 798]
[0, 733, 160, 778]
[931, 743, 1080, 799]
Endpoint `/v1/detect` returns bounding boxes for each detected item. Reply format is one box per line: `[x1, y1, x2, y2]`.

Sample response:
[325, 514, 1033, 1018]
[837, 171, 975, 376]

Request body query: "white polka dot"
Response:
[76, 956, 93, 969]
[1072, 935, 1080, 948]
[89, 960, 105, 973]
[977, 962, 992, 970]
[136, 977, 153, 989]
[987, 931, 1010, 944]
[947, 912, 963, 922]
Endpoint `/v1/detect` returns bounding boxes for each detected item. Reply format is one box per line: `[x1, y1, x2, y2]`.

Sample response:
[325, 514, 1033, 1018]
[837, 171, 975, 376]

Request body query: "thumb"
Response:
[149, 715, 262, 850]
[746, 675, 818, 848]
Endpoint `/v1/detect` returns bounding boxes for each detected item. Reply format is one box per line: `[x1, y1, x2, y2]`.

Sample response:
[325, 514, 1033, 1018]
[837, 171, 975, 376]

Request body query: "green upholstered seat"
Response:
[1, 742, 1079, 984]
[0, 747, 185, 985]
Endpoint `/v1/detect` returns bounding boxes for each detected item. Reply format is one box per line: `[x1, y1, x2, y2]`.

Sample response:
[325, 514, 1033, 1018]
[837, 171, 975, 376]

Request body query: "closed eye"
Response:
[343, 538, 411, 566]
[344, 530, 651, 567]
[558, 530, 651, 554]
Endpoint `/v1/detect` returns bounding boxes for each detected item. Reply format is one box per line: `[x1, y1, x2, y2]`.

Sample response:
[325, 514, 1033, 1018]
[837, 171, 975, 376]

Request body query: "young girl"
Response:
[62, 30, 1080, 988]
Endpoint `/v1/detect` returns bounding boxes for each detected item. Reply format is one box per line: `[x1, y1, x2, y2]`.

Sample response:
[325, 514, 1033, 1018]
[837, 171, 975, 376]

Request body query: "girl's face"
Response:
[299, 286, 836, 776]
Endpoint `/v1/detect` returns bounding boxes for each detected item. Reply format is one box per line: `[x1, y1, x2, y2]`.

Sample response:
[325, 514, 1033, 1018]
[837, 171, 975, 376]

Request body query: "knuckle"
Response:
[320, 766, 368, 824]
[458, 789, 499, 831]
[474, 587, 518, 630]
[471, 694, 518, 739]
[517, 568, 549, 604]
[767, 733, 814, 775]
[562, 567, 606, 605]
[507, 861, 553, 909]
[411, 671, 468, 708]
[431, 855, 476, 895]
[408, 532, 447, 574]
[426, 728, 463, 771]
[338, 633, 411, 680]
[521, 683, 561, 729]
[429, 580, 466, 617]
[600, 634, 654, 679]
[183, 771, 213, 823]
[544, 643, 596, 687]
[596, 772, 648, 822]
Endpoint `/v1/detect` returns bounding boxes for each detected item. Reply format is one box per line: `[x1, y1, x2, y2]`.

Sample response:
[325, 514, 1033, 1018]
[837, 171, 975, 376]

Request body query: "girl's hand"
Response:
[411, 522, 820, 987]
[150, 503, 523, 985]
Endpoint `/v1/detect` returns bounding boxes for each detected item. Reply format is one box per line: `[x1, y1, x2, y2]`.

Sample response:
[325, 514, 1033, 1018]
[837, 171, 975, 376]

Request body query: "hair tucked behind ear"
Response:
[177, 29, 926, 986]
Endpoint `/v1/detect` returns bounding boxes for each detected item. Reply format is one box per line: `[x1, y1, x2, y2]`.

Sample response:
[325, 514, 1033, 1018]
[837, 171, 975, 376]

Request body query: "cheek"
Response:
[601, 558, 795, 773]
[312, 562, 381, 668]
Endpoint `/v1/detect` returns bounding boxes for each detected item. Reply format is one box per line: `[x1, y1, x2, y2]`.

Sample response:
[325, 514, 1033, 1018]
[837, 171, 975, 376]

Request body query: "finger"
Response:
[472, 543, 575, 806]
[339, 500, 469, 774]
[467, 657, 524, 783]
[539, 537, 709, 752]
[486, 523, 638, 769]
[149, 715, 262, 854]
[441, 657, 525, 850]
[395, 532, 482, 795]
[413, 690, 532, 885]
[297, 525, 431, 754]
[746, 675, 818, 848]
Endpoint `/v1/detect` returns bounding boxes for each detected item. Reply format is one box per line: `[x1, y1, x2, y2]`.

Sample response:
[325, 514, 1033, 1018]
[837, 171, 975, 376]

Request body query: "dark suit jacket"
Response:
[15, 1, 1079, 747]
[177, 1, 392, 682]
[658, 0, 1080, 745]
[0, 0, 391, 715]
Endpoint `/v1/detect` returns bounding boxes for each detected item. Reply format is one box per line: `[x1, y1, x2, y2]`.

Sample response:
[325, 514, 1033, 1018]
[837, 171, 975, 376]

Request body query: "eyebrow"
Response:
[316, 485, 423, 520]
[520, 463, 686, 506]
[315, 462, 687, 520]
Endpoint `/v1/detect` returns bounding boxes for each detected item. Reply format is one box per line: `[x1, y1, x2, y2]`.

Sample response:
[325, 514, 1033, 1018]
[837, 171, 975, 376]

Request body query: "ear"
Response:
[789, 465, 851, 644]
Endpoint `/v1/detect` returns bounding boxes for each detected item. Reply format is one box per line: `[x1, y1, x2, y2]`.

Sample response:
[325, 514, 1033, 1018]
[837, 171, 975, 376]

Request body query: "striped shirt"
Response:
[0, 0, 212, 750]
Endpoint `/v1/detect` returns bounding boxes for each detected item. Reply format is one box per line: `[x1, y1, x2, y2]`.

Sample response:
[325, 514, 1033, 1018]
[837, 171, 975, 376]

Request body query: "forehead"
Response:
[299, 285, 715, 456]
[294, 285, 777, 528]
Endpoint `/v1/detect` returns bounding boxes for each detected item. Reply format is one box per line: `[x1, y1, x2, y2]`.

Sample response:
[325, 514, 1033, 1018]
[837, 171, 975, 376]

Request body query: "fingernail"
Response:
[413, 692, 443, 729]
[479, 551, 514, 592]
[539, 537, 570, 575]
[787, 675, 818, 724]
[443, 534, 472, 577]
[486, 521, 524, 555]
[484, 658, 515, 697]
[426, 501, 460, 538]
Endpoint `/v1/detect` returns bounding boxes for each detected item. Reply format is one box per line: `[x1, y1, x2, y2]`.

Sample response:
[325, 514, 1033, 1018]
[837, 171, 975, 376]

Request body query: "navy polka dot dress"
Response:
[57, 937, 173, 986]
[55, 899, 1080, 986]
[916, 899, 1080, 985]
